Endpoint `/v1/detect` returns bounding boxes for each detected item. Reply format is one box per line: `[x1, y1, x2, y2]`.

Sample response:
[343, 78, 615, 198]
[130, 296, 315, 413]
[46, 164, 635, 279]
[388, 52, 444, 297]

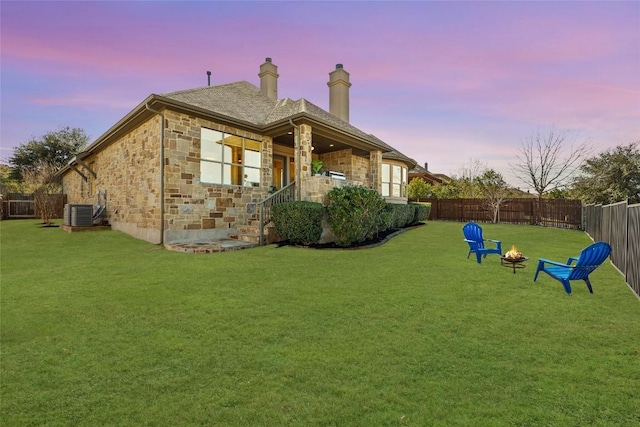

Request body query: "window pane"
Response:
[402, 167, 407, 184]
[202, 129, 224, 161]
[224, 164, 243, 186]
[382, 184, 390, 197]
[244, 167, 261, 187]
[201, 160, 221, 184]
[244, 146, 261, 168]
[382, 164, 390, 184]
[392, 184, 401, 197]
[393, 165, 401, 184]
[224, 144, 233, 164]
[224, 134, 243, 148]
[245, 138, 261, 152]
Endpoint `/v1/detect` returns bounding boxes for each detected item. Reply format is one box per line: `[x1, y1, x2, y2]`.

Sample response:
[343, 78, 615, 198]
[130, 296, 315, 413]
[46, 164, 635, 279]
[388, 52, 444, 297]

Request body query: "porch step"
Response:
[238, 225, 260, 234]
[236, 231, 261, 245]
[232, 224, 261, 245]
[164, 239, 255, 254]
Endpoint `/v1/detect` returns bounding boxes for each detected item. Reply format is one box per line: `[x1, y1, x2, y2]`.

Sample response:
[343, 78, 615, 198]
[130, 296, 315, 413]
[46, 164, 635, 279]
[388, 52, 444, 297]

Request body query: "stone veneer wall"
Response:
[369, 150, 382, 193]
[61, 116, 163, 243]
[319, 148, 370, 185]
[62, 110, 274, 245]
[162, 110, 272, 244]
[300, 176, 357, 204]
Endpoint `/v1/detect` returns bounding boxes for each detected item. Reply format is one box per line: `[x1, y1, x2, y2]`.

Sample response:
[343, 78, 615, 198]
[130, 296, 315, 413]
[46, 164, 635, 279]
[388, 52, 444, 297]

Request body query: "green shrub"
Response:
[271, 201, 324, 245]
[327, 186, 387, 247]
[383, 203, 411, 229]
[410, 202, 431, 224]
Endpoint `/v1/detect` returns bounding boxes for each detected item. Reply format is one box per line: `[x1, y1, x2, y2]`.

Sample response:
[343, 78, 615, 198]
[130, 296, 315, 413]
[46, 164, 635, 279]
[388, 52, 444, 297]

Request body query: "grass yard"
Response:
[1, 219, 639, 426]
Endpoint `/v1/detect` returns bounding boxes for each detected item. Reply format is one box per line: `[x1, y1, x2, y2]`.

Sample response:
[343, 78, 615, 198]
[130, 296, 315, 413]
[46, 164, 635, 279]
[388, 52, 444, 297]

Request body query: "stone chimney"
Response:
[328, 63, 351, 122]
[259, 57, 278, 100]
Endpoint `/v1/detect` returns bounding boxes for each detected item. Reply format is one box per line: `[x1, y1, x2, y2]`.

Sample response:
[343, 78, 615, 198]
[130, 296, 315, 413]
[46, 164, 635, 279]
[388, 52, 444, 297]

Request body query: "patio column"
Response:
[369, 150, 382, 193]
[298, 124, 312, 180]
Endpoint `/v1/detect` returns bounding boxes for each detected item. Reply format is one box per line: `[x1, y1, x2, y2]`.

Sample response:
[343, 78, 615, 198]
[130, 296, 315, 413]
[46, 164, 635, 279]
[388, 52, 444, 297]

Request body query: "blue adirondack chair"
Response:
[463, 222, 502, 264]
[533, 241, 612, 295]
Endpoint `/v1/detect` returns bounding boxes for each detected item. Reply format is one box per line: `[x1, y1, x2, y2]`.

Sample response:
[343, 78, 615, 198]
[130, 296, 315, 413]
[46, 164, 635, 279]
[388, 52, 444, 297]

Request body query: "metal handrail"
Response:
[257, 181, 296, 245]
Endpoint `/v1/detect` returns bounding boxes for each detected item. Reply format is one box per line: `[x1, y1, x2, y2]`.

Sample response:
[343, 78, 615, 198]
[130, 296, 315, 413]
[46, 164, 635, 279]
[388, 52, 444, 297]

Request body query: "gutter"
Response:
[145, 102, 165, 244]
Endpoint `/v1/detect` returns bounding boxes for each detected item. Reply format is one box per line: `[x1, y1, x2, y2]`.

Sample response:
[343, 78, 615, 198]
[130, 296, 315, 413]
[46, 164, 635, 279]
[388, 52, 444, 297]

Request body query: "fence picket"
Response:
[414, 198, 583, 228]
[584, 201, 639, 299]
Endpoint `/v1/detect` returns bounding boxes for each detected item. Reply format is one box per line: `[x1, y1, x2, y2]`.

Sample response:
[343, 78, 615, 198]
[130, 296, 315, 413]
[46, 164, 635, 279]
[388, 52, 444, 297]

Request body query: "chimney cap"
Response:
[265, 57, 272, 63]
[336, 63, 343, 69]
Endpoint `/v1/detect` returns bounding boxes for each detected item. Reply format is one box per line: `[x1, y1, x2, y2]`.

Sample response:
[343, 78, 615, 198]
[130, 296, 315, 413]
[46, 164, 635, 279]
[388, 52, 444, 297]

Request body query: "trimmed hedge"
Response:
[271, 201, 324, 245]
[384, 203, 415, 230]
[327, 186, 387, 247]
[411, 202, 431, 223]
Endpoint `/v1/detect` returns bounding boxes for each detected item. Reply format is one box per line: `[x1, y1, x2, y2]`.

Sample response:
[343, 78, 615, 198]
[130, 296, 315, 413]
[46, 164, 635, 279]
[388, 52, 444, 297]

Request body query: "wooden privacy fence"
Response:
[416, 198, 583, 229]
[0, 193, 67, 220]
[583, 200, 640, 299]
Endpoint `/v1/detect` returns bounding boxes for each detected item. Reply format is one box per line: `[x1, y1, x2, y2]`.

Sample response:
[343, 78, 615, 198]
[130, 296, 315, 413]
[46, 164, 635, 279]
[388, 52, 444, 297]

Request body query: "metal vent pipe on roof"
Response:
[206, 71, 211, 86]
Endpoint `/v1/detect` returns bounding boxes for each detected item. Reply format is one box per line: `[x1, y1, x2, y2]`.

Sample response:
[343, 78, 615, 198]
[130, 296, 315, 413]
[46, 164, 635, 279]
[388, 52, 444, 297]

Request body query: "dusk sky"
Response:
[2, 1, 639, 187]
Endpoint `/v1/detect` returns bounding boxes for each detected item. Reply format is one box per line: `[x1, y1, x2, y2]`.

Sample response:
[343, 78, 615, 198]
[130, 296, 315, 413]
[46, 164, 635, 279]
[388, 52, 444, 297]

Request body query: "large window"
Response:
[201, 128, 261, 187]
[381, 163, 407, 197]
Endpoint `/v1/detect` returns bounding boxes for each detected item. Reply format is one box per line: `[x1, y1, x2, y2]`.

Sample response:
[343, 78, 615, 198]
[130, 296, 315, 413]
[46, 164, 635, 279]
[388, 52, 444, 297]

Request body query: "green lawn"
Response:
[1, 219, 638, 426]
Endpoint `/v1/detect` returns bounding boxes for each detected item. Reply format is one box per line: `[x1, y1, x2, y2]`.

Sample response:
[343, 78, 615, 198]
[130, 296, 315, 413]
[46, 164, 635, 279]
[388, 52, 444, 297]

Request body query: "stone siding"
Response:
[300, 176, 359, 204]
[162, 111, 272, 243]
[62, 117, 163, 243]
[319, 148, 370, 185]
[61, 108, 405, 246]
[369, 150, 382, 192]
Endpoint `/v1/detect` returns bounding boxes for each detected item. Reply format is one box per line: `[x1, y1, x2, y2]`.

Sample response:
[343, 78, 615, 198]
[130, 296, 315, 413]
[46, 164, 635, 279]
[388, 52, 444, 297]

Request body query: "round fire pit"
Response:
[500, 255, 529, 274]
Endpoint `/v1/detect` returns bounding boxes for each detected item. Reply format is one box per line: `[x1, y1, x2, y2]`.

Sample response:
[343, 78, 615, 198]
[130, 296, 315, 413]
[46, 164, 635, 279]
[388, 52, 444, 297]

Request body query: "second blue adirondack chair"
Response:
[463, 222, 502, 264]
[533, 241, 612, 295]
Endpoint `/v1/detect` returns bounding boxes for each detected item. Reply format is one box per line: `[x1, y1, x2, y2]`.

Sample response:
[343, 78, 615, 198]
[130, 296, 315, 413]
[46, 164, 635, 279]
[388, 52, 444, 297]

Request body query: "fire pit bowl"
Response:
[500, 245, 528, 273]
[500, 255, 529, 274]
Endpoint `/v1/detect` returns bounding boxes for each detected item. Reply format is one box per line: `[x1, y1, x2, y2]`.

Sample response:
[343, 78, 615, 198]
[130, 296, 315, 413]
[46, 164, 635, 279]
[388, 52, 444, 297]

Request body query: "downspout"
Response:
[289, 119, 301, 201]
[145, 103, 165, 244]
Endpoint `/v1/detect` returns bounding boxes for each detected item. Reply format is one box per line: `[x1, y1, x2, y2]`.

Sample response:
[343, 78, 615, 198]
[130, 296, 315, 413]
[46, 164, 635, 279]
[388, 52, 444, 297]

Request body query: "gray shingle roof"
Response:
[162, 81, 416, 166]
[162, 82, 275, 125]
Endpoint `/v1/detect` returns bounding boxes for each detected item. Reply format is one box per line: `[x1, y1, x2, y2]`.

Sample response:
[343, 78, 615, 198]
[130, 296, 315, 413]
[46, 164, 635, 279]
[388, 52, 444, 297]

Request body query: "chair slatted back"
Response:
[463, 222, 485, 249]
[569, 242, 612, 280]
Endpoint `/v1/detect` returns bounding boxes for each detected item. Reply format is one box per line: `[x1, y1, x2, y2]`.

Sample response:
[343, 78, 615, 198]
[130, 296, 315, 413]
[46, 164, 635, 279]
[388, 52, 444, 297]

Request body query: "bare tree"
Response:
[22, 161, 61, 226]
[511, 126, 590, 222]
[451, 158, 487, 198]
[476, 169, 510, 223]
[512, 127, 591, 196]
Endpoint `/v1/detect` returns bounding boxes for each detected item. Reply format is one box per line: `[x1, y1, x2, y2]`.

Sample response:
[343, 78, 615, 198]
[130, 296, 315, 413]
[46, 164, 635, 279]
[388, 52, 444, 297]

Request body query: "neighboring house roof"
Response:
[409, 163, 448, 184]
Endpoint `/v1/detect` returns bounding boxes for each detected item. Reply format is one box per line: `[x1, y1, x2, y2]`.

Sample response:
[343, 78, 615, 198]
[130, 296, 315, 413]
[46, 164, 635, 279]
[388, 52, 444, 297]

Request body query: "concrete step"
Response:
[237, 232, 261, 245]
[237, 225, 260, 234]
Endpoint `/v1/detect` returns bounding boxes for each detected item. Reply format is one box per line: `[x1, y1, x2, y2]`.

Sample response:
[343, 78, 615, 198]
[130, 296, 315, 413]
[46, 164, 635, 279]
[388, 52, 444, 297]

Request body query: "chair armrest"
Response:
[487, 239, 501, 243]
[566, 257, 579, 265]
[538, 258, 573, 268]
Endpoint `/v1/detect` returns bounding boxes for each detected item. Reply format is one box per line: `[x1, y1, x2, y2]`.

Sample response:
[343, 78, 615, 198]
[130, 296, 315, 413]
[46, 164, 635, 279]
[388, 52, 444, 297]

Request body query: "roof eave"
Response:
[263, 113, 394, 154]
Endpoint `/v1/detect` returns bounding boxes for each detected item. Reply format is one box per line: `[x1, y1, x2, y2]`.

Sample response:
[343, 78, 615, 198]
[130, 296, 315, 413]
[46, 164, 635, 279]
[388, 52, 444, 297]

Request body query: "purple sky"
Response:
[2, 1, 639, 187]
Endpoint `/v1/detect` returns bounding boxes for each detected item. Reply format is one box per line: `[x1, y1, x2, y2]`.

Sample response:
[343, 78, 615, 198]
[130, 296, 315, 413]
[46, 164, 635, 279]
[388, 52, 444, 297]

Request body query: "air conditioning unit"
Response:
[64, 204, 93, 226]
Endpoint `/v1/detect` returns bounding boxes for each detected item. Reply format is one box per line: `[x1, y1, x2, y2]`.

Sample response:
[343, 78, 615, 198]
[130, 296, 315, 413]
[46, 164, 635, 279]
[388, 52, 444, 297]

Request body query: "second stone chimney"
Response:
[259, 57, 279, 100]
[328, 63, 351, 122]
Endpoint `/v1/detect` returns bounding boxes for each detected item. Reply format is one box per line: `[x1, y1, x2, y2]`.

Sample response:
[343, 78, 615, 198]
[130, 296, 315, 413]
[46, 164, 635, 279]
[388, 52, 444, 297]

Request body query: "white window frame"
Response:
[381, 162, 407, 198]
[200, 128, 261, 187]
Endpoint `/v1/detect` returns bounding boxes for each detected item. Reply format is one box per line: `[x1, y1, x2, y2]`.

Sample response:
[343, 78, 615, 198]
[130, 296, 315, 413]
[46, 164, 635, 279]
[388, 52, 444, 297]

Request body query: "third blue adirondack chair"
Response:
[463, 222, 502, 264]
[533, 241, 612, 295]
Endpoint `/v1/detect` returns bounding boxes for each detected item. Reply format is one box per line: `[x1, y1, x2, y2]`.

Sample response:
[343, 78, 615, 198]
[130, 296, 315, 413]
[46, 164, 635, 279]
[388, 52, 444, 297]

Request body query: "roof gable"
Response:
[162, 81, 276, 125]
